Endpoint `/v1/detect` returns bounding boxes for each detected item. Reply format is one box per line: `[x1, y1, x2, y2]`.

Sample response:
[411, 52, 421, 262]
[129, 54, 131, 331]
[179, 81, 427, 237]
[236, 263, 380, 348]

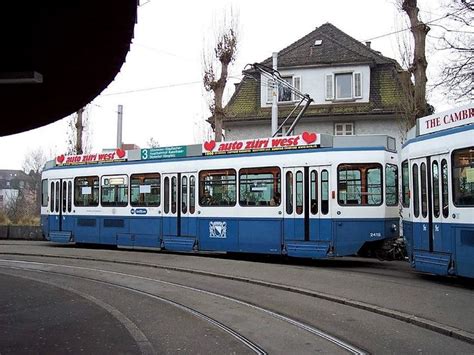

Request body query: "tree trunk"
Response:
[402, 0, 430, 119]
[75, 107, 84, 154]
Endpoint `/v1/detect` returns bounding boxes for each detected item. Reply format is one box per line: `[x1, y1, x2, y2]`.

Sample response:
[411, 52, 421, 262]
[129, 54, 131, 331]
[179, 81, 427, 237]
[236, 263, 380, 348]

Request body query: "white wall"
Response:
[260, 65, 371, 107]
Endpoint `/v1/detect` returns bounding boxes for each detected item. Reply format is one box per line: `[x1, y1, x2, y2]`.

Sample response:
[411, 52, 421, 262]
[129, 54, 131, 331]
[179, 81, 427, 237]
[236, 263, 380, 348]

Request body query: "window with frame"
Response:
[334, 123, 354, 136]
[101, 175, 128, 207]
[267, 76, 301, 103]
[452, 147, 474, 207]
[130, 173, 160, 207]
[239, 167, 281, 207]
[326, 72, 362, 101]
[41, 179, 48, 207]
[441, 159, 449, 217]
[74, 176, 99, 207]
[199, 169, 236, 206]
[420, 163, 428, 217]
[402, 160, 410, 207]
[413, 164, 420, 217]
[385, 164, 398, 206]
[338, 163, 382, 206]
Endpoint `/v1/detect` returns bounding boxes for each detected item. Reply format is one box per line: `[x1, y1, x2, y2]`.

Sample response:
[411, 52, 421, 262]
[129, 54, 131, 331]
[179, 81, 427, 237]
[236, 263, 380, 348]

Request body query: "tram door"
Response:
[162, 173, 197, 237]
[49, 179, 74, 233]
[410, 155, 449, 253]
[283, 166, 331, 242]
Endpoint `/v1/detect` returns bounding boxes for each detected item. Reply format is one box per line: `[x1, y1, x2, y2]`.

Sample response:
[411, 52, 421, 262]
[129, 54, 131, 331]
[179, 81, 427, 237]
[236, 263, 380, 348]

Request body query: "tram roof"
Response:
[43, 133, 397, 171]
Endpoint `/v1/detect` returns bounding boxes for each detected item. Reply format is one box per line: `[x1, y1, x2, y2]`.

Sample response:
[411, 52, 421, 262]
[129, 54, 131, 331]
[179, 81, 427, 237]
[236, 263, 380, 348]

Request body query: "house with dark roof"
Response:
[0, 169, 33, 209]
[223, 23, 408, 148]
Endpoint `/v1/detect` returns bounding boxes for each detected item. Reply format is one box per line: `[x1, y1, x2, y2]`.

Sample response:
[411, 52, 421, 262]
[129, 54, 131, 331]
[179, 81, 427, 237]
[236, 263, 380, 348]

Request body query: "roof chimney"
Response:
[365, 41, 371, 48]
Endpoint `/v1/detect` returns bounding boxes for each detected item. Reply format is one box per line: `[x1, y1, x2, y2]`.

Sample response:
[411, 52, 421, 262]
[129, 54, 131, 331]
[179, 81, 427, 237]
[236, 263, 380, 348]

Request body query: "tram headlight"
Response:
[391, 223, 398, 233]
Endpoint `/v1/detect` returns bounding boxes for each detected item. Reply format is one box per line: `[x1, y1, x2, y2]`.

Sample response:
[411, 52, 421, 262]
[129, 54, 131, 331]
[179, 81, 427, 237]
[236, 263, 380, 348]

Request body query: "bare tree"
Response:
[401, 0, 431, 119]
[146, 137, 160, 148]
[432, 0, 473, 101]
[22, 147, 48, 214]
[66, 106, 92, 154]
[203, 10, 239, 142]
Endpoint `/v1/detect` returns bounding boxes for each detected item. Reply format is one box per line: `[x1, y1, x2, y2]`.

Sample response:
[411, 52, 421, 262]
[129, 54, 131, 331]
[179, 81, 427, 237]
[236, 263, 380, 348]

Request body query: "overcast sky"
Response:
[0, 0, 458, 170]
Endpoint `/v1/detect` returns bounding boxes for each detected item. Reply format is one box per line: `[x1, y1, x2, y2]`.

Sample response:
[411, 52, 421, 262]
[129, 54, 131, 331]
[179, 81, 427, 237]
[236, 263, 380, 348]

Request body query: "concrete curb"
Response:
[1, 251, 473, 345]
[0, 226, 43, 240]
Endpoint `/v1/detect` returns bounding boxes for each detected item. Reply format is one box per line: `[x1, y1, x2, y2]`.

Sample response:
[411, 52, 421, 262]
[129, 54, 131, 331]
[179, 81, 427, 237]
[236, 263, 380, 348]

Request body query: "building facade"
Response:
[0, 170, 33, 209]
[223, 23, 409, 150]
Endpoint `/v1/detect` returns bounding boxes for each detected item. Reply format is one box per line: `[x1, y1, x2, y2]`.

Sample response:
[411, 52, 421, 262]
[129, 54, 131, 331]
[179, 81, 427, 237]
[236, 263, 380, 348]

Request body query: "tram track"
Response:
[0, 258, 366, 355]
[1, 251, 473, 345]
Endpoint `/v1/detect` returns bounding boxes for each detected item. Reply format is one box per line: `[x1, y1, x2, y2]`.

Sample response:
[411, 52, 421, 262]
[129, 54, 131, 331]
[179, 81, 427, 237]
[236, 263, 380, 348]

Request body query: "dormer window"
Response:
[325, 72, 362, 101]
[266, 76, 301, 103]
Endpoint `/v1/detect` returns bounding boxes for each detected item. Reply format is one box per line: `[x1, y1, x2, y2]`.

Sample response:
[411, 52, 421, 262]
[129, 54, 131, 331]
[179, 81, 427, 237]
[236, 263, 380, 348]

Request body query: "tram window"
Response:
[286, 171, 293, 214]
[452, 147, 474, 207]
[441, 159, 449, 217]
[402, 160, 410, 208]
[182, 176, 188, 213]
[321, 170, 329, 215]
[199, 169, 236, 207]
[74, 176, 99, 207]
[54, 182, 59, 213]
[432, 161, 440, 218]
[239, 167, 281, 207]
[420, 163, 427, 217]
[296, 171, 303, 214]
[385, 164, 398, 206]
[189, 176, 196, 214]
[101, 175, 128, 207]
[413, 164, 420, 218]
[171, 176, 177, 214]
[62, 181, 67, 213]
[310, 170, 318, 214]
[130, 173, 160, 207]
[50, 182, 54, 211]
[67, 181, 72, 212]
[337, 163, 382, 206]
[164, 177, 170, 213]
[41, 179, 48, 207]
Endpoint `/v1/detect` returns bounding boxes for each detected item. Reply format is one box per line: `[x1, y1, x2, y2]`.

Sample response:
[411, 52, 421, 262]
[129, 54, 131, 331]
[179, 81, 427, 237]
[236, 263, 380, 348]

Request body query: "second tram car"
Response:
[401, 104, 474, 278]
[41, 133, 399, 259]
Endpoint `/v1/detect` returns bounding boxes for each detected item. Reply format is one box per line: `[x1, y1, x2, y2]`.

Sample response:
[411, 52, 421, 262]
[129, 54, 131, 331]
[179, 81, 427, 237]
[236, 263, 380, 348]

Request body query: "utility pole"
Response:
[75, 107, 84, 154]
[117, 104, 123, 149]
[271, 52, 278, 136]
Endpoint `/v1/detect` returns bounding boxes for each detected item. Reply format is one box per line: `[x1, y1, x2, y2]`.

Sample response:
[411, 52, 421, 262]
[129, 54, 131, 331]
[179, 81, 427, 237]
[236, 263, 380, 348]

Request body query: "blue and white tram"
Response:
[41, 132, 399, 259]
[401, 104, 474, 278]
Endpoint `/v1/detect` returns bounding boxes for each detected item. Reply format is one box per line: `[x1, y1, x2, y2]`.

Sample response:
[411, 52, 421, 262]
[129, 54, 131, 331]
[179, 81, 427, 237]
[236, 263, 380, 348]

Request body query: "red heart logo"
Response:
[116, 148, 126, 158]
[302, 131, 317, 144]
[204, 140, 216, 151]
[57, 154, 65, 163]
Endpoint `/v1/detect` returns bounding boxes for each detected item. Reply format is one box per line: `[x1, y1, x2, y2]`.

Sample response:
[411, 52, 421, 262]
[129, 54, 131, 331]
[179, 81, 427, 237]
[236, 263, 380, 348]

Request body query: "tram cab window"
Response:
[337, 163, 382, 206]
[41, 179, 48, 207]
[239, 167, 281, 207]
[402, 160, 410, 208]
[199, 169, 236, 206]
[385, 164, 398, 206]
[452, 147, 474, 206]
[101, 175, 128, 207]
[74, 176, 99, 207]
[131, 173, 160, 207]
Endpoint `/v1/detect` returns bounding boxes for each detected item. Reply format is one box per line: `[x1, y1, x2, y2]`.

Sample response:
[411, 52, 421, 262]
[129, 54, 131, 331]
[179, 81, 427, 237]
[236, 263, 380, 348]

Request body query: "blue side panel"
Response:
[238, 219, 282, 254]
[62, 215, 74, 232]
[318, 219, 332, 242]
[198, 218, 239, 252]
[162, 236, 196, 251]
[75, 217, 100, 243]
[181, 216, 198, 237]
[413, 221, 429, 251]
[413, 250, 451, 276]
[100, 217, 129, 245]
[283, 219, 297, 240]
[49, 215, 60, 232]
[117, 233, 133, 247]
[163, 216, 178, 236]
[403, 220, 414, 260]
[135, 234, 160, 247]
[286, 241, 330, 258]
[334, 219, 388, 256]
[455, 226, 474, 278]
[40, 215, 49, 240]
[130, 217, 161, 236]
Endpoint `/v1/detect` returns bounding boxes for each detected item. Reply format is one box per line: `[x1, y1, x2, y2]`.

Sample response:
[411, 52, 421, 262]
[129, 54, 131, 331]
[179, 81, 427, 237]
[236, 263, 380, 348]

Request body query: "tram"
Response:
[41, 132, 399, 259]
[401, 104, 474, 278]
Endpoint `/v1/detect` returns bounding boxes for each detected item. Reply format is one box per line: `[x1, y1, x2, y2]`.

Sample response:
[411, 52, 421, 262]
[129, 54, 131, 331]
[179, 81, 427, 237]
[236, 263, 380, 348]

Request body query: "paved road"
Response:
[0, 240, 473, 354]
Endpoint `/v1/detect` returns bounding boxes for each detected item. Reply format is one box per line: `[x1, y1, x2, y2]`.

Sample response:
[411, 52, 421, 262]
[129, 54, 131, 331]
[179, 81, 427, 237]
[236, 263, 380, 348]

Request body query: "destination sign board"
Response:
[141, 146, 187, 160]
